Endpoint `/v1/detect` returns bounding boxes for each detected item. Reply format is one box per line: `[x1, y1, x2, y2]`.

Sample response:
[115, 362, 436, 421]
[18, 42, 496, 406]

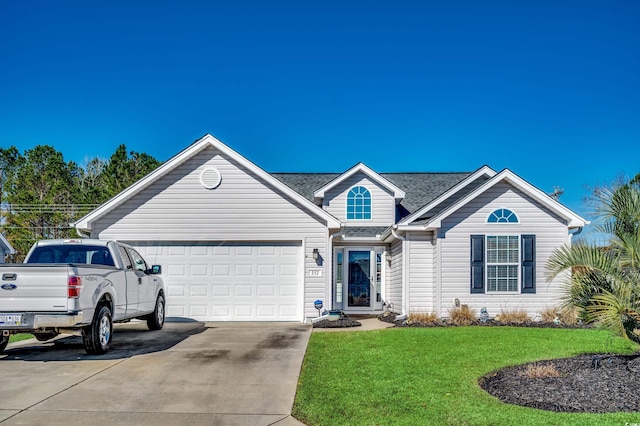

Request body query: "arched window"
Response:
[347, 186, 371, 220]
[487, 208, 519, 223]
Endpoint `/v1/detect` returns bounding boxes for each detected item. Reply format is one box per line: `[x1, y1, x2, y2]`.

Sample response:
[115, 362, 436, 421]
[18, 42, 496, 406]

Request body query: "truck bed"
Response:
[0, 264, 74, 312]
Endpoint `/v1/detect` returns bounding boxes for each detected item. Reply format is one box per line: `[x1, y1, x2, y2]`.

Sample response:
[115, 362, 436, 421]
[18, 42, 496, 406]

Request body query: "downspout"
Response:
[568, 227, 583, 246]
[391, 226, 408, 318]
[75, 226, 90, 239]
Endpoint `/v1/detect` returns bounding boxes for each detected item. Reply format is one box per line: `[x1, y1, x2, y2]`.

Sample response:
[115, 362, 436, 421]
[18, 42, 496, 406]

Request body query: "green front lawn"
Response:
[9, 334, 33, 343]
[293, 327, 640, 426]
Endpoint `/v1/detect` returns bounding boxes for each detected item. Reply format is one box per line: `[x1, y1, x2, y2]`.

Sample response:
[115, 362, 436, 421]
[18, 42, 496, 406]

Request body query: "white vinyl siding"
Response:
[91, 145, 330, 321]
[437, 181, 569, 317]
[323, 172, 395, 226]
[406, 232, 436, 314]
[387, 239, 403, 313]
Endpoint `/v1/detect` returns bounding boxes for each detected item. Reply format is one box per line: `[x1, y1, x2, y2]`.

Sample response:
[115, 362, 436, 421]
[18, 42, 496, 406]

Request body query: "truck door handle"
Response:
[2, 274, 16, 281]
[138, 277, 142, 285]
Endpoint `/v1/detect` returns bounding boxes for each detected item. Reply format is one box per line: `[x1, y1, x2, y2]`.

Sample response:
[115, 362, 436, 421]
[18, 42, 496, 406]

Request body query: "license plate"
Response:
[0, 314, 22, 326]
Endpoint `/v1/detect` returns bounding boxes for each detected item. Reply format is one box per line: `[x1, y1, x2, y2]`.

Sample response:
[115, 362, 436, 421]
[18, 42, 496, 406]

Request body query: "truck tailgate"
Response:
[0, 265, 70, 312]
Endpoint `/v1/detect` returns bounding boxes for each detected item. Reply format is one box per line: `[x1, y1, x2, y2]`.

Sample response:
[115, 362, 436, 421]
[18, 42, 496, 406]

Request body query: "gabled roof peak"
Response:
[313, 162, 406, 201]
[402, 167, 588, 229]
[74, 134, 341, 232]
[0, 234, 15, 255]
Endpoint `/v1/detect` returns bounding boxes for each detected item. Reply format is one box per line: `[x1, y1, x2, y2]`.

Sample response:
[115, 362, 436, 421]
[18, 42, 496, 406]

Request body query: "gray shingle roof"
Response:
[408, 174, 491, 223]
[271, 172, 472, 217]
[341, 227, 390, 238]
[270, 173, 340, 203]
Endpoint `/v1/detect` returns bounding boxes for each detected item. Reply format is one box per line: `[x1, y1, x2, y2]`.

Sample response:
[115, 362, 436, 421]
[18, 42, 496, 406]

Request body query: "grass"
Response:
[540, 306, 581, 325]
[497, 308, 529, 324]
[9, 334, 33, 343]
[448, 305, 475, 325]
[293, 327, 640, 426]
[521, 362, 562, 379]
[406, 312, 440, 324]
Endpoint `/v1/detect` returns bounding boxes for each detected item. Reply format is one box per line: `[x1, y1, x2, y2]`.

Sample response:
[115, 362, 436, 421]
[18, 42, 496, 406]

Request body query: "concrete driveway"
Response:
[0, 321, 311, 426]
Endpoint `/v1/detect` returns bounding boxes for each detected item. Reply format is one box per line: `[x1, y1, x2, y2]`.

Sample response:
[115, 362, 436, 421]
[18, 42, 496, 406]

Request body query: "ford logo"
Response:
[1, 284, 17, 291]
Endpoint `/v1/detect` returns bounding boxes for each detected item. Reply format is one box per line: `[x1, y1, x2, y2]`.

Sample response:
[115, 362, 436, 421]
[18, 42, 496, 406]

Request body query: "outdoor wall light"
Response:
[385, 251, 392, 265]
[312, 248, 320, 261]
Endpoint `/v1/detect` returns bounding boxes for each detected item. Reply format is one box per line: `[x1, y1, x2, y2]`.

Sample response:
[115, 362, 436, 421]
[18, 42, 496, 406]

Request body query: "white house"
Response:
[0, 234, 15, 264]
[74, 134, 587, 322]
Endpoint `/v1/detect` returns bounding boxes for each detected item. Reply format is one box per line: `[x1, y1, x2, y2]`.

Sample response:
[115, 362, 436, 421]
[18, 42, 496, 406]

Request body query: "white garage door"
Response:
[133, 242, 303, 321]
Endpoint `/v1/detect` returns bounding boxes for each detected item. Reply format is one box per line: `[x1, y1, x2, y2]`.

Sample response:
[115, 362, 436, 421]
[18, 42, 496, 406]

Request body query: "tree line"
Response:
[0, 144, 160, 260]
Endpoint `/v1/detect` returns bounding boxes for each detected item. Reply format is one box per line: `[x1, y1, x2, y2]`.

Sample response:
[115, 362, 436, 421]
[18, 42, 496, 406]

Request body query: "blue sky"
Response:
[1, 1, 638, 239]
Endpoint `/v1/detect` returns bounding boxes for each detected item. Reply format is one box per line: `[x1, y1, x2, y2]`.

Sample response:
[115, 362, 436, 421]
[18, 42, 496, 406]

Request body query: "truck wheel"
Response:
[147, 294, 165, 330]
[83, 305, 112, 355]
[0, 335, 8, 353]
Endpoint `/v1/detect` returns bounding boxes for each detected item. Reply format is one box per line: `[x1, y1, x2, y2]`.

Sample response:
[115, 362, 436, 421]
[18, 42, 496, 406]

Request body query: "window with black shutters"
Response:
[469, 234, 536, 294]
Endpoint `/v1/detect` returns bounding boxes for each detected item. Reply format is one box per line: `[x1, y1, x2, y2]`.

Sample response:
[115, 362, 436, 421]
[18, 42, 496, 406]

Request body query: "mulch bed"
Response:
[378, 312, 591, 329]
[479, 353, 640, 413]
[313, 318, 362, 328]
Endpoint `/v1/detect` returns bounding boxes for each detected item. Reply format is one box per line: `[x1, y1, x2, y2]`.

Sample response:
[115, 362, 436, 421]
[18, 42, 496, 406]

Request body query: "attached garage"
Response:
[133, 242, 303, 321]
[73, 135, 341, 322]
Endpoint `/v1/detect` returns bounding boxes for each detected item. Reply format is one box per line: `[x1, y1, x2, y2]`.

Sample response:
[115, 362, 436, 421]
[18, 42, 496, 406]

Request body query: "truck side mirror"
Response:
[150, 265, 162, 275]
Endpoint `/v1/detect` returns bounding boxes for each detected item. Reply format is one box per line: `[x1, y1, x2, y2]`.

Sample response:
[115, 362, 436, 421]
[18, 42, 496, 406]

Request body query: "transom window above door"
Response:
[347, 186, 371, 220]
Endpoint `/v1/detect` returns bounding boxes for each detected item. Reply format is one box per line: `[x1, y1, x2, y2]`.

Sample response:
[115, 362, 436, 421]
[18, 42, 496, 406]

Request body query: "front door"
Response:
[347, 250, 371, 308]
[334, 247, 384, 311]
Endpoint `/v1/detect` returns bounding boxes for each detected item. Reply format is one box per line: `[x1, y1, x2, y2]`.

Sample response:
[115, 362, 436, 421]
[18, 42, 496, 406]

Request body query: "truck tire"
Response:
[0, 335, 8, 353]
[147, 294, 165, 330]
[83, 305, 112, 355]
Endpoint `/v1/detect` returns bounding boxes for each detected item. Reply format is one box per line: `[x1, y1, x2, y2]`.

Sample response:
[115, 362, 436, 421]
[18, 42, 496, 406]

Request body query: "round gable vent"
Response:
[200, 167, 222, 189]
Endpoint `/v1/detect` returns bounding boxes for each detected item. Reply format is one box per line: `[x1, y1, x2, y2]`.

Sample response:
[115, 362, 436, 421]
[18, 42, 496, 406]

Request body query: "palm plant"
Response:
[547, 174, 640, 344]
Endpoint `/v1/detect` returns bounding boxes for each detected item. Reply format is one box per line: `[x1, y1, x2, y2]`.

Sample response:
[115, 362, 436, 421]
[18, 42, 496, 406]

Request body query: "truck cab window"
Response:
[127, 249, 148, 273]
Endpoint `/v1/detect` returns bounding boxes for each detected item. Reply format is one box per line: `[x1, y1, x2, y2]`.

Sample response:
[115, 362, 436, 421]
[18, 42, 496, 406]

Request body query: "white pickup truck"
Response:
[0, 239, 165, 355]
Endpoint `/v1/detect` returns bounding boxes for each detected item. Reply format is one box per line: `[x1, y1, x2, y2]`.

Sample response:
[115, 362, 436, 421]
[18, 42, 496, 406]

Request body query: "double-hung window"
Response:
[470, 209, 536, 294]
[486, 236, 519, 292]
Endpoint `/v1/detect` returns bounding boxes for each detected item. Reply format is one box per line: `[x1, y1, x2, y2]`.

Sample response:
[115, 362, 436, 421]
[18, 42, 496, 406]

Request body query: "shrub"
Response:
[449, 305, 475, 326]
[497, 308, 529, 324]
[540, 306, 580, 325]
[540, 307, 558, 323]
[407, 311, 440, 324]
[559, 307, 581, 325]
[521, 363, 562, 379]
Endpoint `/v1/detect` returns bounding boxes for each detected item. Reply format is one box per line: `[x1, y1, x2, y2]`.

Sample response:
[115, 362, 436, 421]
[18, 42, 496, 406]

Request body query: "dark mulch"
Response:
[480, 353, 640, 413]
[398, 319, 591, 328]
[313, 318, 362, 328]
[377, 312, 591, 329]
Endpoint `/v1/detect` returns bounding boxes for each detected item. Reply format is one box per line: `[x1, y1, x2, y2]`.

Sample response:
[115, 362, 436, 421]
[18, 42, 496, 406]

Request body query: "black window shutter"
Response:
[470, 235, 485, 294]
[521, 234, 536, 294]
